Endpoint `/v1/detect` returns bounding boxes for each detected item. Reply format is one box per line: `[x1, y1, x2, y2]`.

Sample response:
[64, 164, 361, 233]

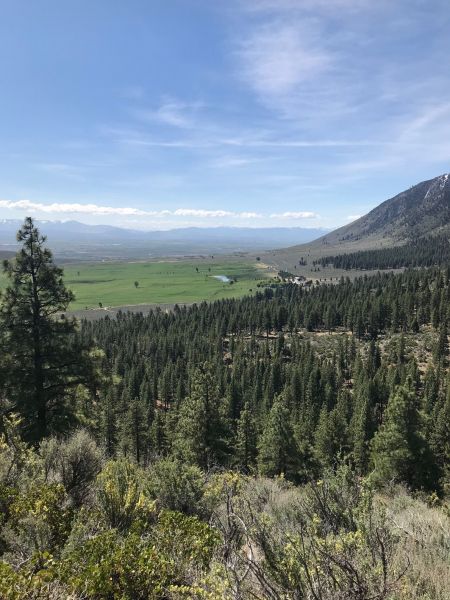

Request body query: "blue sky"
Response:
[1, 0, 450, 230]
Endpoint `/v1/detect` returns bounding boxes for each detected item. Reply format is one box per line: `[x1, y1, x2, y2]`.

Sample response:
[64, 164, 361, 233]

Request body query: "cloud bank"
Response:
[0, 199, 319, 224]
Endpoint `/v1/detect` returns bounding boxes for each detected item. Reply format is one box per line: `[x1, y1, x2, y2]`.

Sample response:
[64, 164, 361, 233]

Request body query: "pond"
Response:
[212, 275, 231, 283]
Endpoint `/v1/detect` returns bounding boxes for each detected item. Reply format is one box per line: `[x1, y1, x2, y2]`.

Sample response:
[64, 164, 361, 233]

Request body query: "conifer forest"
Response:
[0, 219, 449, 599]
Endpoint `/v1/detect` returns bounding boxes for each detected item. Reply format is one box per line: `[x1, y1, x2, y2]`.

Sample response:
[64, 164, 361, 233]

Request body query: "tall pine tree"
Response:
[0, 218, 92, 441]
[370, 382, 428, 488]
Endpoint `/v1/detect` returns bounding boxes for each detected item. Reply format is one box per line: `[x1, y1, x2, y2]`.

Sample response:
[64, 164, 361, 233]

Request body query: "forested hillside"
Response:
[268, 174, 450, 274]
[1, 219, 449, 599]
[314, 235, 450, 270]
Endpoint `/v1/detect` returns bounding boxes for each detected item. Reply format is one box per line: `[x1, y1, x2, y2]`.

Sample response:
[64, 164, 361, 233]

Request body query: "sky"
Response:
[1, 0, 450, 230]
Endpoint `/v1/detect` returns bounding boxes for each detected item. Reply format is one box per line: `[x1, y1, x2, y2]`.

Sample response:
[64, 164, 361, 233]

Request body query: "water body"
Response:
[212, 275, 231, 283]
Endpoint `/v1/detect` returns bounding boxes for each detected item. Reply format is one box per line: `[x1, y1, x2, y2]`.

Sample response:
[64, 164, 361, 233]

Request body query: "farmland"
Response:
[0, 258, 273, 311]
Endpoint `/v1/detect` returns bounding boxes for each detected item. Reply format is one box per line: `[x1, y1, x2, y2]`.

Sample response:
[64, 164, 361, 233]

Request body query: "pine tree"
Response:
[120, 396, 148, 464]
[0, 218, 92, 442]
[433, 323, 448, 366]
[428, 385, 450, 489]
[234, 401, 257, 472]
[101, 389, 118, 457]
[258, 394, 299, 480]
[350, 395, 371, 475]
[314, 391, 350, 469]
[172, 364, 229, 468]
[370, 383, 427, 488]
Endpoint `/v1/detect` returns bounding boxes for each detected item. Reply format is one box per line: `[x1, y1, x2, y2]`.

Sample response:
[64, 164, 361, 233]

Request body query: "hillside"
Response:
[267, 173, 450, 273]
[316, 173, 450, 248]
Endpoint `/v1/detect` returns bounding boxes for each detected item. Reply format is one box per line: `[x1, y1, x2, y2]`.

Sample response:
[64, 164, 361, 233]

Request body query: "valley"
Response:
[2, 187, 450, 599]
[3, 3, 450, 597]
[0, 256, 274, 311]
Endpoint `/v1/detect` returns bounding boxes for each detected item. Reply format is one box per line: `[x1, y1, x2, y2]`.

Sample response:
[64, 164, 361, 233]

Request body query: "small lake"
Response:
[212, 275, 231, 283]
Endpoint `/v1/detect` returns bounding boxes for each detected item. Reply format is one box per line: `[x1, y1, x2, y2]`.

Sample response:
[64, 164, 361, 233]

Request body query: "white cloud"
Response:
[173, 208, 231, 218]
[0, 199, 149, 216]
[346, 214, 362, 221]
[270, 211, 319, 219]
[0, 199, 262, 220]
[237, 212, 262, 219]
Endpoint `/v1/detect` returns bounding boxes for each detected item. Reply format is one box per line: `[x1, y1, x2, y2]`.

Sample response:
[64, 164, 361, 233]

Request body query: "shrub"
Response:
[146, 457, 208, 517]
[58, 511, 220, 599]
[96, 459, 154, 530]
[39, 429, 103, 507]
[2, 483, 72, 564]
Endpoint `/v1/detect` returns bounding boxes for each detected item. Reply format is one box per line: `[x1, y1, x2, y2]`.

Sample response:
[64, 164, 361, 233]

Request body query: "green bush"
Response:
[96, 459, 155, 530]
[146, 458, 208, 517]
[2, 483, 72, 563]
[58, 511, 219, 599]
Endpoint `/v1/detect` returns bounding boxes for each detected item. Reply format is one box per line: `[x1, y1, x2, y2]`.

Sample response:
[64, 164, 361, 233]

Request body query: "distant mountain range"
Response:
[313, 173, 450, 249]
[3, 174, 450, 263]
[0, 220, 328, 260]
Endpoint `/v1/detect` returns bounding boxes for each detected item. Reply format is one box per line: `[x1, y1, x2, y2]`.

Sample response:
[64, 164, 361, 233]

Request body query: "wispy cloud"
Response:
[132, 98, 205, 129]
[210, 155, 261, 168]
[238, 23, 331, 98]
[34, 163, 85, 180]
[105, 125, 382, 151]
[244, 0, 377, 14]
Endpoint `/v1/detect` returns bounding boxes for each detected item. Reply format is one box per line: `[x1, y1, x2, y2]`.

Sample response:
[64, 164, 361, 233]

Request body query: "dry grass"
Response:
[379, 488, 450, 599]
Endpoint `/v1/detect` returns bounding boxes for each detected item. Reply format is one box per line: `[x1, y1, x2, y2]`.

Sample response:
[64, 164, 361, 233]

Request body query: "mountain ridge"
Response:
[312, 173, 450, 249]
[0, 220, 328, 260]
[264, 173, 450, 272]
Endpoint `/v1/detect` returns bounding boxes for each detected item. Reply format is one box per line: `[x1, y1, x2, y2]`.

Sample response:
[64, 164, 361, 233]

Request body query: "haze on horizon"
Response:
[1, 0, 450, 231]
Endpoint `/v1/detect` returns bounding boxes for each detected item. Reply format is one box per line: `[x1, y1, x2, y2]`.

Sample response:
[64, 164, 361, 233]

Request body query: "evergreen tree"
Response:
[100, 389, 118, 457]
[314, 390, 350, 469]
[433, 323, 448, 365]
[0, 218, 92, 442]
[350, 395, 371, 475]
[258, 394, 299, 480]
[234, 401, 257, 472]
[172, 364, 229, 468]
[120, 396, 148, 464]
[428, 385, 450, 489]
[370, 383, 428, 488]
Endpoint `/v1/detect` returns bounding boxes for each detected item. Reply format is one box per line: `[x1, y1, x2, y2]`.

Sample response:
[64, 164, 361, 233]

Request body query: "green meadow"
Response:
[0, 259, 271, 310]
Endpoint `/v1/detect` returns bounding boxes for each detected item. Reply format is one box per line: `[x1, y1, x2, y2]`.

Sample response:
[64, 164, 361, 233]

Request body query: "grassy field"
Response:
[0, 259, 272, 310]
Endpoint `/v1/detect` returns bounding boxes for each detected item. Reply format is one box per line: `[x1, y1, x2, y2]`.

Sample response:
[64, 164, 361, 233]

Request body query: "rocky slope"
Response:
[315, 173, 450, 248]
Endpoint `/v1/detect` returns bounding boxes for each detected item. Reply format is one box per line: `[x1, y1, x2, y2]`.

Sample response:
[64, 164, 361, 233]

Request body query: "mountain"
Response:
[265, 173, 450, 272]
[0, 220, 328, 260]
[314, 173, 450, 249]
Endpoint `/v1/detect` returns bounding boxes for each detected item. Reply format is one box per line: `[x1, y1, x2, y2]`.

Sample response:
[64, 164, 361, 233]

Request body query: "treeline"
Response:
[314, 234, 450, 270]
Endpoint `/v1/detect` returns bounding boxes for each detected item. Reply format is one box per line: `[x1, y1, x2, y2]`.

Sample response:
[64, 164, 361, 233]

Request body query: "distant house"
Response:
[288, 275, 307, 285]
